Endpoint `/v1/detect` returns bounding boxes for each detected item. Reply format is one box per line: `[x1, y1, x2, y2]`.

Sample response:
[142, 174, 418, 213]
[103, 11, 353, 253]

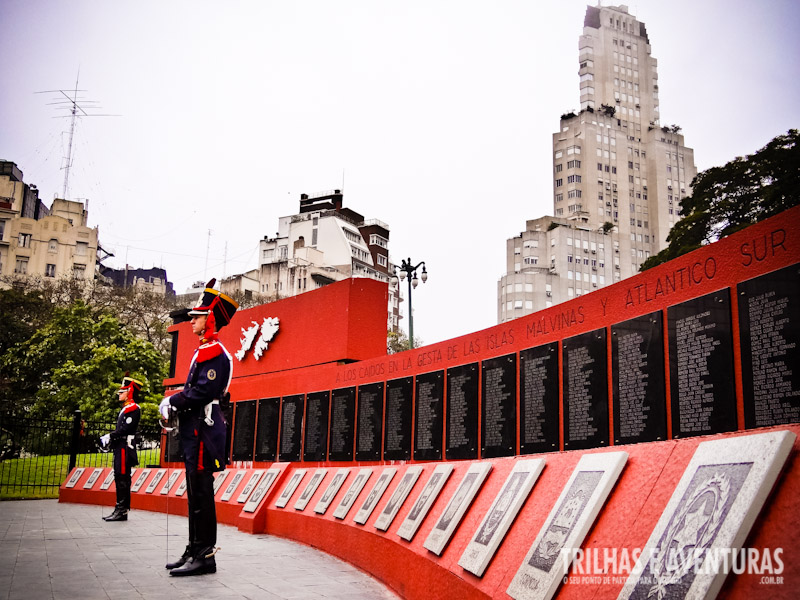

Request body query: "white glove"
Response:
[100, 433, 111, 446]
[159, 397, 174, 420]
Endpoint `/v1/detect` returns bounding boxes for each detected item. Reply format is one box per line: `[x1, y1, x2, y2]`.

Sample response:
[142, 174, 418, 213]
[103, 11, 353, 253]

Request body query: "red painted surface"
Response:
[164, 277, 389, 387]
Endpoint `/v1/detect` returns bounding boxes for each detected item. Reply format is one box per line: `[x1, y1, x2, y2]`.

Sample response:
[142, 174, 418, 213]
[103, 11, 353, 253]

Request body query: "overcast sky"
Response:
[1, 0, 798, 345]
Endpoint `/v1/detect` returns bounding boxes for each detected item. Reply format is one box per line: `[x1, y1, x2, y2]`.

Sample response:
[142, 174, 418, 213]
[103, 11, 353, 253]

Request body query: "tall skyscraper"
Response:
[498, 4, 697, 322]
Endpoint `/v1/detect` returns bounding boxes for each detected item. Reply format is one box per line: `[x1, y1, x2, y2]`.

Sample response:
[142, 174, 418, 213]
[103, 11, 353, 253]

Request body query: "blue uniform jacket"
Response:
[110, 402, 140, 474]
[169, 340, 232, 473]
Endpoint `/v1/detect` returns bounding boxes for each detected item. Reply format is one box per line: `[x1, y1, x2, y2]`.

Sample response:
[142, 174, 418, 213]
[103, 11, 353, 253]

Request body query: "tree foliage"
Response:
[641, 129, 800, 271]
[0, 287, 168, 426]
[387, 330, 423, 354]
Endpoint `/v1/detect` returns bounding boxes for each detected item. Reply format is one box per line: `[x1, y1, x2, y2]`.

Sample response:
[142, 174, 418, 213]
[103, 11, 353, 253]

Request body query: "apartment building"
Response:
[222, 190, 401, 332]
[499, 4, 697, 322]
[0, 161, 98, 283]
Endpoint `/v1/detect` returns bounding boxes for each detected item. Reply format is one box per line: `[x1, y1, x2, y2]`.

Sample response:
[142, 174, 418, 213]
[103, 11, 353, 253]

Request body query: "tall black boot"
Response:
[166, 545, 193, 570]
[169, 546, 217, 577]
[103, 505, 128, 521]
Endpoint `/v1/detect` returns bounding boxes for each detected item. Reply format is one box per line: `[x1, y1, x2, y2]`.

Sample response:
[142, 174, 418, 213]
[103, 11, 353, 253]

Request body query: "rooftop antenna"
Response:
[36, 70, 119, 200]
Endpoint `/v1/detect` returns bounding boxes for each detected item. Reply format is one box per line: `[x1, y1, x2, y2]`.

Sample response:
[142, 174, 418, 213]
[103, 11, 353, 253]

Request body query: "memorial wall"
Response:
[165, 206, 800, 466]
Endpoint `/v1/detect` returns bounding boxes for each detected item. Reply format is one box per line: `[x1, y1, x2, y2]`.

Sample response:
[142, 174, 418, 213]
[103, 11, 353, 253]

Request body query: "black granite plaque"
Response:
[739, 263, 800, 429]
[254, 397, 280, 462]
[446, 363, 479, 460]
[303, 391, 330, 462]
[356, 382, 384, 462]
[329, 387, 356, 461]
[279, 394, 304, 462]
[519, 342, 559, 454]
[231, 400, 256, 462]
[384, 377, 413, 461]
[414, 371, 444, 461]
[481, 354, 517, 458]
[563, 328, 609, 450]
[611, 311, 667, 444]
[668, 289, 737, 438]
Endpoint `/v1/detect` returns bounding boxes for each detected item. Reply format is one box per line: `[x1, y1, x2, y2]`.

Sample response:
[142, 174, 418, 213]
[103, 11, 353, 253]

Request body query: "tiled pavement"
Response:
[0, 500, 399, 600]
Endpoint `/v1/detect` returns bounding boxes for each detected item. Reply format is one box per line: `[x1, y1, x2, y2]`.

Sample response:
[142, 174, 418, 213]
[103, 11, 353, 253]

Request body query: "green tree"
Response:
[387, 330, 423, 354]
[0, 301, 166, 425]
[642, 129, 800, 271]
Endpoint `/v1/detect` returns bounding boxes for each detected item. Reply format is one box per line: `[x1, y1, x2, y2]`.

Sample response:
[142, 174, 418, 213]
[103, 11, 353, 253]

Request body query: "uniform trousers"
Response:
[185, 469, 216, 554]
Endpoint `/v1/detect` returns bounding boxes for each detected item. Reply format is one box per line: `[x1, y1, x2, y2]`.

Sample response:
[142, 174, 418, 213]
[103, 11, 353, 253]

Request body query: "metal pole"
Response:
[407, 275, 414, 349]
[68, 409, 82, 472]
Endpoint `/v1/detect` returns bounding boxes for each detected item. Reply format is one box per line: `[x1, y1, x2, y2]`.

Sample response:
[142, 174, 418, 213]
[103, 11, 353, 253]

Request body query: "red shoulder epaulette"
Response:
[196, 341, 223, 363]
[123, 402, 139, 413]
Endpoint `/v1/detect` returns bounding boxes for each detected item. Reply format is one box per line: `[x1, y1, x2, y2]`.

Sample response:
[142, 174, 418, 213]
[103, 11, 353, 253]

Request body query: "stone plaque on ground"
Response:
[83, 468, 103, 489]
[231, 399, 257, 461]
[384, 377, 413, 461]
[161, 470, 181, 495]
[303, 391, 330, 462]
[220, 470, 247, 502]
[612, 311, 667, 444]
[131, 469, 150, 493]
[145, 469, 166, 494]
[375, 465, 423, 531]
[354, 467, 397, 525]
[314, 468, 351, 515]
[243, 468, 281, 513]
[333, 468, 372, 520]
[329, 387, 356, 461]
[100, 469, 115, 490]
[213, 471, 229, 495]
[482, 354, 517, 458]
[423, 462, 492, 556]
[356, 382, 384, 461]
[237, 471, 264, 503]
[738, 263, 800, 429]
[446, 363, 479, 460]
[279, 394, 304, 462]
[414, 371, 444, 461]
[507, 451, 628, 600]
[459, 459, 546, 577]
[397, 464, 454, 541]
[65, 468, 85, 488]
[563, 329, 609, 450]
[275, 468, 307, 508]
[618, 430, 795, 600]
[254, 397, 280, 461]
[519, 342, 560, 454]
[294, 468, 327, 511]
[668, 290, 737, 438]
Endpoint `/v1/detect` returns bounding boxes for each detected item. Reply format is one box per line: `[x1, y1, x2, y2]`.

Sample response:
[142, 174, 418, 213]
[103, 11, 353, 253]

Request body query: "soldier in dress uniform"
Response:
[101, 375, 143, 522]
[160, 279, 238, 577]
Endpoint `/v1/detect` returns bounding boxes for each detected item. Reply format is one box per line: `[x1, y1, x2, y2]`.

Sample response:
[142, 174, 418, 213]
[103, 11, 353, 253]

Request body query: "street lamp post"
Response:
[390, 257, 428, 349]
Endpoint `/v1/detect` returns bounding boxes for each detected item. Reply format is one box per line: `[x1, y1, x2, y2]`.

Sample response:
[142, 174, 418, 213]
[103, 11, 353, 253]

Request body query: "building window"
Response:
[15, 258, 28, 274]
[567, 174, 582, 183]
[73, 264, 86, 278]
[555, 163, 563, 173]
[45, 264, 56, 277]
[48, 239, 58, 253]
[76, 242, 88, 256]
[18, 233, 32, 248]
[377, 254, 387, 267]
[555, 178, 563, 187]
[567, 159, 581, 169]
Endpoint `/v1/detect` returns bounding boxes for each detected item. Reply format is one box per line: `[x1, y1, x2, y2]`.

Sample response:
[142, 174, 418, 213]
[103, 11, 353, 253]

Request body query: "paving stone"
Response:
[0, 499, 397, 600]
